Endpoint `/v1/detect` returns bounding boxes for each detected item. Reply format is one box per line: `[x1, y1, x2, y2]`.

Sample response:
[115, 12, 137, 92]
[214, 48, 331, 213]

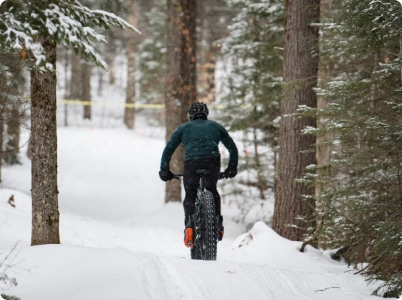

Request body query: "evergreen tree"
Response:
[316, 0, 402, 295]
[0, 52, 27, 170]
[0, 0, 138, 245]
[221, 0, 283, 214]
[137, 1, 167, 111]
[272, 0, 319, 242]
[163, 0, 197, 203]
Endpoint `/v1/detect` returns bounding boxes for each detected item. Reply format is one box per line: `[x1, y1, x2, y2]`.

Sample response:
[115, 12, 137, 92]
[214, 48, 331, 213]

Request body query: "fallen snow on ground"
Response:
[0, 125, 396, 300]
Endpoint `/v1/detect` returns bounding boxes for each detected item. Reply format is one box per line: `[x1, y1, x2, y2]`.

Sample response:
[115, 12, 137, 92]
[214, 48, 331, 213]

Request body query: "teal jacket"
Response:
[160, 119, 238, 170]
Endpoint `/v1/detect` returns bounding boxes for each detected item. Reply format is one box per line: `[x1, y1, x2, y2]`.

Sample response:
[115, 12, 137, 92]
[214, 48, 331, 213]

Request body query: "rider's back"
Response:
[178, 119, 225, 161]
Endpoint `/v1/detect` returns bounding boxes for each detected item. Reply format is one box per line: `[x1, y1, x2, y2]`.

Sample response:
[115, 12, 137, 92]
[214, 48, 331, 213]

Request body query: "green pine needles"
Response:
[315, 0, 402, 296]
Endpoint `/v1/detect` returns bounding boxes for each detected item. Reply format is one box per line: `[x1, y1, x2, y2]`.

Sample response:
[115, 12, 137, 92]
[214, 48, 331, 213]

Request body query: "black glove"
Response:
[159, 169, 174, 181]
[224, 166, 237, 178]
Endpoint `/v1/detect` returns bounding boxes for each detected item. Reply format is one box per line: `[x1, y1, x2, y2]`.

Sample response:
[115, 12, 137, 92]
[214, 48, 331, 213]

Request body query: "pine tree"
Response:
[272, 0, 320, 241]
[0, 0, 139, 245]
[221, 0, 284, 210]
[164, 0, 197, 203]
[0, 52, 27, 170]
[316, 0, 402, 295]
[137, 1, 167, 113]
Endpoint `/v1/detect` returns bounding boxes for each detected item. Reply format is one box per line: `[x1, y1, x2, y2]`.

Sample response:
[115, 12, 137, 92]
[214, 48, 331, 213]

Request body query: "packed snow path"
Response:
[0, 126, 392, 299]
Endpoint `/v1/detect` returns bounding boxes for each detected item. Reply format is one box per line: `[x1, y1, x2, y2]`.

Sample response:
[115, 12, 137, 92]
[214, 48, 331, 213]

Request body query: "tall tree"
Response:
[137, 1, 167, 112]
[0, 0, 139, 245]
[316, 0, 402, 295]
[197, 0, 224, 104]
[30, 34, 59, 244]
[221, 0, 284, 202]
[272, 0, 320, 241]
[164, 0, 197, 202]
[125, 0, 140, 129]
[0, 51, 27, 170]
[68, 53, 92, 120]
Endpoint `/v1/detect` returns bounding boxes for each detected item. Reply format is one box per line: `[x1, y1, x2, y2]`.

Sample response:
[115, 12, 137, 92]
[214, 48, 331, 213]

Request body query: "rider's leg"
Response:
[183, 183, 197, 247]
[203, 157, 224, 240]
[183, 159, 201, 247]
[183, 159, 200, 224]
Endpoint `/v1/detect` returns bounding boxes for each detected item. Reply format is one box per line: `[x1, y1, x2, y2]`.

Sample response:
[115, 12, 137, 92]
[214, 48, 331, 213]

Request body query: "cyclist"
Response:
[159, 102, 238, 248]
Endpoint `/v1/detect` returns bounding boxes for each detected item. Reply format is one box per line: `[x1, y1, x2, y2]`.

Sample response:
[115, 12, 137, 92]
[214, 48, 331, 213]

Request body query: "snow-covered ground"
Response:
[0, 116, 397, 300]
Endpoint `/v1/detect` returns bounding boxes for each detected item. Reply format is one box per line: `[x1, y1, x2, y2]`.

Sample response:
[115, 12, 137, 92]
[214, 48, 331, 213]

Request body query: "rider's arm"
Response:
[160, 126, 184, 170]
[219, 127, 238, 169]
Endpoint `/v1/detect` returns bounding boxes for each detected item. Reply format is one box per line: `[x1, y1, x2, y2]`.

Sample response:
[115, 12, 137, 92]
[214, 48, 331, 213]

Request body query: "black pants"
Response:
[183, 157, 221, 221]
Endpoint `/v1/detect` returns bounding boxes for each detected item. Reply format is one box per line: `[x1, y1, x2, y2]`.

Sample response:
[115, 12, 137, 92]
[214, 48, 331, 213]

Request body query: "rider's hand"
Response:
[159, 169, 174, 181]
[224, 166, 237, 178]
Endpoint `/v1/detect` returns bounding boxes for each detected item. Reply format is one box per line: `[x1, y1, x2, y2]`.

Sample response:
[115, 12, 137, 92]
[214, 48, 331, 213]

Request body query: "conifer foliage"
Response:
[221, 0, 284, 204]
[0, 0, 138, 71]
[317, 0, 402, 295]
[0, 0, 139, 245]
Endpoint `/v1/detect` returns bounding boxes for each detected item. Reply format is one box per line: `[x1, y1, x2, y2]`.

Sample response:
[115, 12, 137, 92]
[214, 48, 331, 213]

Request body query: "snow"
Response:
[0, 119, 397, 300]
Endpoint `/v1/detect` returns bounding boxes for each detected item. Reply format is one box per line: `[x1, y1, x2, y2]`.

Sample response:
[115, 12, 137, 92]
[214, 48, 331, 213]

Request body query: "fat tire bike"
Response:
[174, 169, 225, 261]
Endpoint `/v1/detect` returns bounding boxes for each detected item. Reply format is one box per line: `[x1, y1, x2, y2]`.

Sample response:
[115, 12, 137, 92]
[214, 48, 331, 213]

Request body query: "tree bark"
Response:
[125, 0, 140, 129]
[272, 0, 319, 241]
[0, 116, 3, 182]
[3, 105, 20, 164]
[179, 0, 197, 118]
[316, 0, 333, 204]
[69, 53, 91, 120]
[82, 62, 91, 120]
[164, 0, 197, 202]
[30, 36, 60, 245]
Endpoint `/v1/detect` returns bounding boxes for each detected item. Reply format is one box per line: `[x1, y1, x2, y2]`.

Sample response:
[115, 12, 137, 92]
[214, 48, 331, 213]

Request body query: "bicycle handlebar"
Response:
[172, 172, 226, 180]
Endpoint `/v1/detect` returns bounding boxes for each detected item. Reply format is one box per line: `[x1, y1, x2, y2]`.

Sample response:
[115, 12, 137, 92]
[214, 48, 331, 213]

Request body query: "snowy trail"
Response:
[5, 240, 382, 300]
[0, 126, 392, 299]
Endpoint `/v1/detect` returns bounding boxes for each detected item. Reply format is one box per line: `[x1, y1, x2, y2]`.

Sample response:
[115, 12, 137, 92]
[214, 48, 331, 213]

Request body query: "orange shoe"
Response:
[217, 230, 224, 241]
[217, 215, 224, 241]
[184, 227, 194, 248]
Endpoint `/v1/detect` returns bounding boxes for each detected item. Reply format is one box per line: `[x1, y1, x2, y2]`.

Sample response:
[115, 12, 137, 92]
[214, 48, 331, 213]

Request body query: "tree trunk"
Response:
[180, 0, 197, 118]
[69, 53, 81, 100]
[272, 0, 319, 241]
[197, 1, 217, 104]
[125, 0, 140, 129]
[316, 0, 333, 203]
[3, 105, 20, 164]
[164, 0, 197, 202]
[82, 62, 91, 120]
[69, 53, 91, 120]
[0, 116, 3, 182]
[30, 36, 60, 245]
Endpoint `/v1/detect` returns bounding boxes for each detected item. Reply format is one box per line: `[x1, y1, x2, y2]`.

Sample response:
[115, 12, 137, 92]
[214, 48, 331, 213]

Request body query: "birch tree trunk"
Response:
[30, 36, 60, 245]
[272, 0, 319, 241]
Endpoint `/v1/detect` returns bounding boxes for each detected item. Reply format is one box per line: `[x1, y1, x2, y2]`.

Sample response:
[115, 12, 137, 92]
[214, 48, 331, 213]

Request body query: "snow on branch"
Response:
[0, 1, 141, 71]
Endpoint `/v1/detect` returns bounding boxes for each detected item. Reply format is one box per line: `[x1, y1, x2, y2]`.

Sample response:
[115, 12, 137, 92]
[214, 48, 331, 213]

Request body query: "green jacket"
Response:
[160, 119, 238, 170]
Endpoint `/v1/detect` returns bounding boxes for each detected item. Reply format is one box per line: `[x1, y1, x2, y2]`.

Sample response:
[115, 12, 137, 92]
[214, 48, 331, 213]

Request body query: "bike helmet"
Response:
[188, 102, 209, 121]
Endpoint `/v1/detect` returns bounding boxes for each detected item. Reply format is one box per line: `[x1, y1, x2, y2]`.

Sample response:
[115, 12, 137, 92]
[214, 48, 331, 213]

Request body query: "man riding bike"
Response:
[159, 102, 238, 248]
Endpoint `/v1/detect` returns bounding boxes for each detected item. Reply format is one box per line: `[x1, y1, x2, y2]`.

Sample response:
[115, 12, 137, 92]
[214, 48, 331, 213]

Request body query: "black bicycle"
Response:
[174, 169, 225, 261]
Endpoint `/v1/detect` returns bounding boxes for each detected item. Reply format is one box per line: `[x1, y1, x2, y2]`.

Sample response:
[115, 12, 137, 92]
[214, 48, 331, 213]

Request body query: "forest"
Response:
[0, 0, 401, 297]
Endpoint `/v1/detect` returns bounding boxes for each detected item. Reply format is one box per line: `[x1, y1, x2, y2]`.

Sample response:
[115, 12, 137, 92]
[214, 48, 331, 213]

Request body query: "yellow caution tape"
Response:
[57, 99, 165, 109]
[57, 99, 251, 110]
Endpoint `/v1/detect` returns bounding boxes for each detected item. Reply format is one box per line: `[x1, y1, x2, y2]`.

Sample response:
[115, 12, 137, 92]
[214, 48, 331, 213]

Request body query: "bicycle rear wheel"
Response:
[191, 190, 217, 260]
